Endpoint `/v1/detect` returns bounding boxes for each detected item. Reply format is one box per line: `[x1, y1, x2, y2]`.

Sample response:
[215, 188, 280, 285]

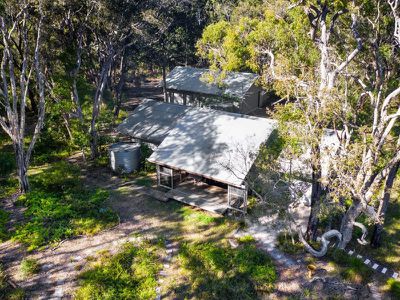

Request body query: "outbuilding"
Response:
[164, 66, 270, 115]
[117, 99, 277, 214]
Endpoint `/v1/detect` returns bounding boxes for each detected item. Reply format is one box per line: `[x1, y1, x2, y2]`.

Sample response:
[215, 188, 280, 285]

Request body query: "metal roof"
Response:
[148, 107, 277, 187]
[116, 99, 190, 144]
[165, 66, 259, 99]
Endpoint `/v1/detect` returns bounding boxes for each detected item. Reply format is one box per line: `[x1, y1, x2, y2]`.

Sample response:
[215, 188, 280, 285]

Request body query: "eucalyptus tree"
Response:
[197, 0, 399, 250]
[0, 0, 45, 193]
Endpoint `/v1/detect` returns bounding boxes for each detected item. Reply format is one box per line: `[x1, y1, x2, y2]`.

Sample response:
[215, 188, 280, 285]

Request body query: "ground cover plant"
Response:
[75, 241, 162, 300]
[12, 162, 118, 251]
[20, 259, 40, 278]
[178, 240, 276, 299]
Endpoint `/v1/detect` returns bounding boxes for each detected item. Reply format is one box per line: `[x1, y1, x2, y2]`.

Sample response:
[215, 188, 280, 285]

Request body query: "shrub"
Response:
[387, 278, 400, 298]
[178, 242, 276, 298]
[75, 241, 161, 300]
[20, 258, 40, 278]
[0, 177, 19, 199]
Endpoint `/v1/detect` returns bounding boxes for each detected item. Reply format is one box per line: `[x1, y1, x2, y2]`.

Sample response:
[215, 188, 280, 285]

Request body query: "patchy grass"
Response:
[75, 241, 162, 300]
[135, 175, 154, 187]
[12, 162, 118, 251]
[177, 242, 276, 299]
[276, 232, 304, 255]
[20, 258, 40, 278]
[0, 264, 25, 300]
[237, 235, 256, 244]
[179, 206, 220, 226]
[0, 209, 10, 242]
[327, 248, 373, 284]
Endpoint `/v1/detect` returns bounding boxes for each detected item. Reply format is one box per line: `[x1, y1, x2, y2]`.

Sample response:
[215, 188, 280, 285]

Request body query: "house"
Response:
[164, 66, 270, 115]
[117, 99, 277, 214]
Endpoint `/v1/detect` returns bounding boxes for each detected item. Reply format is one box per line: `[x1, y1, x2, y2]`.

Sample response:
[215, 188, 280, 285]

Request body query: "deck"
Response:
[165, 180, 228, 215]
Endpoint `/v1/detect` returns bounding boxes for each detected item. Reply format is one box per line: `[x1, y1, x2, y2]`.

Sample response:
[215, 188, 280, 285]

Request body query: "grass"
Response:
[178, 206, 220, 226]
[276, 231, 304, 255]
[177, 241, 277, 299]
[0, 209, 10, 242]
[0, 264, 25, 300]
[327, 248, 373, 284]
[75, 241, 162, 300]
[12, 161, 118, 251]
[386, 278, 400, 298]
[20, 258, 40, 278]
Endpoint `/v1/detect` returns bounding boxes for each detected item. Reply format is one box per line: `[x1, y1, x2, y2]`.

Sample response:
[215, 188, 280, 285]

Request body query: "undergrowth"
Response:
[75, 241, 162, 300]
[0, 264, 25, 300]
[13, 162, 118, 251]
[178, 241, 276, 299]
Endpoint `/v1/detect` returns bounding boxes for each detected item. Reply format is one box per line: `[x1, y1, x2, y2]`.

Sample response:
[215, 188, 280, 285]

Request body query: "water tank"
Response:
[109, 142, 141, 173]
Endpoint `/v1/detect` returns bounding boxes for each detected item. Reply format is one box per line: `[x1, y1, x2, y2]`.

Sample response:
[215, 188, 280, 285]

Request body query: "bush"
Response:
[75, 241, 161, 300]
[12, 162, 118, 250]
[178, 242, 276, 298]
[20, 258, 40, 278]
[387, 278, 400, 298]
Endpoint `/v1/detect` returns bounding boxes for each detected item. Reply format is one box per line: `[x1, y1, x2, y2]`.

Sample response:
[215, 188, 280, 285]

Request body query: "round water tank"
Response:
[109, 142, 141, 173]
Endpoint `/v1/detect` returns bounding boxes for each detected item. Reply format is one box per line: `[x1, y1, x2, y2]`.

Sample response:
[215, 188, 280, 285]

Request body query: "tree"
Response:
[0, 0, 46, 193]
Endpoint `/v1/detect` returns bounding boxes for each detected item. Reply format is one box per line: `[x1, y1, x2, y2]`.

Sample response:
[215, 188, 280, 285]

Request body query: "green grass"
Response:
[276, 232, 304, 255]
[0, 209, 10, 242]
[179, 206, 220, 226]
[75, 241, 162, 300]
[20, 258, 40, 278]
[178, 242, 276, 299]
[386, 278, 400, 298]
[12, 162, 118, 251]
[327, 248, 373, 284]
[0, 264, 25, 300]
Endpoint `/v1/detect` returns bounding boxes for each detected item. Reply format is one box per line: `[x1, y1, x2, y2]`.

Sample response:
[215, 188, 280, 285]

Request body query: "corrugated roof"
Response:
[148, 107, 277, 187]
[117, 99, 190, 144]
[166, 66, 259, 99]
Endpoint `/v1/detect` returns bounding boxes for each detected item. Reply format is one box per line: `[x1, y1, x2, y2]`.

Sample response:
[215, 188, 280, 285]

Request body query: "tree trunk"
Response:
[162, 64, 168, 102]
[306, 145, 323, 240]
[113, 54, 127, 118]
[338, 202, 362, 249]
[15, 142, 29, 193]
[370, 162, 399, 248]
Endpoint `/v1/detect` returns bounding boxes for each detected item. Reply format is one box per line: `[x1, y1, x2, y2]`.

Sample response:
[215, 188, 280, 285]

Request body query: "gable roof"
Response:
[117, 99, 190, 144]
[165, 66, 259, 99]
[148, 107, 277, 187]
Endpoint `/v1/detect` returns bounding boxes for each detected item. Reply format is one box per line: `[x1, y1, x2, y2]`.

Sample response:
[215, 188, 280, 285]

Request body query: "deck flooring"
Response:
[165, 180, 228, 215]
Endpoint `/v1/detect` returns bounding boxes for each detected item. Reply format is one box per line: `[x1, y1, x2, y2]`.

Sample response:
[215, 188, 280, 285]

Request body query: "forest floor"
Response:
[0, 159, 389, 299]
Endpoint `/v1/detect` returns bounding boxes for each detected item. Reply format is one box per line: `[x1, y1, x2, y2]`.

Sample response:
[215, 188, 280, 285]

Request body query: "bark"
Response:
[371, 162, 399, 247]
[162, 64, 168, 102]
[338, 202, 363, 249]
[90, 54, 112, 159]
[113, 53, 127, 118]
[306, 163, 323, 240]
[70, 29, 84, 121]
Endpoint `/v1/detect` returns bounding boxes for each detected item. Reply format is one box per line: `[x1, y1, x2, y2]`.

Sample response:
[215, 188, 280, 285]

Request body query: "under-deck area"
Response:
[165, 179, 228, 215]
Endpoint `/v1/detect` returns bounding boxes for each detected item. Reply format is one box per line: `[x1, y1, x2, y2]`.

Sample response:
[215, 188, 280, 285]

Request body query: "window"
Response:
[157, 165, 173, 189]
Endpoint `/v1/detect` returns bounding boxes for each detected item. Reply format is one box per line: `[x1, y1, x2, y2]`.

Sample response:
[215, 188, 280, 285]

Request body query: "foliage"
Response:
[0, 264, 25, 300]
[139, 143, 156, 173]
[386, 278, 400, 298]
[75, 241, 161, 300]
[20, 259, 40, 278]
[178, 242, 276, 298]
[12, 162, 118, 251]
[276, 232, 304, 255]
[0, 209, 9, 242]
[327, 249, 373, 284]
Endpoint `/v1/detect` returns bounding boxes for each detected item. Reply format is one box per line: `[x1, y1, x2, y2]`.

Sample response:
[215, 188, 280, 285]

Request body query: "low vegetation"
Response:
[20, 259, 40, 278]
[75, 241, 162, 300]
[0, 209, 9, 242]
[178, 241, 276, 299]
[13, 162, 118, 251]
[0, 264, 24, 300]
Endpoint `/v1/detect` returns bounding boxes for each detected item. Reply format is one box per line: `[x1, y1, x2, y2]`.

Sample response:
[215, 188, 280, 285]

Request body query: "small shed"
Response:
[164, 66, 270, 115]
